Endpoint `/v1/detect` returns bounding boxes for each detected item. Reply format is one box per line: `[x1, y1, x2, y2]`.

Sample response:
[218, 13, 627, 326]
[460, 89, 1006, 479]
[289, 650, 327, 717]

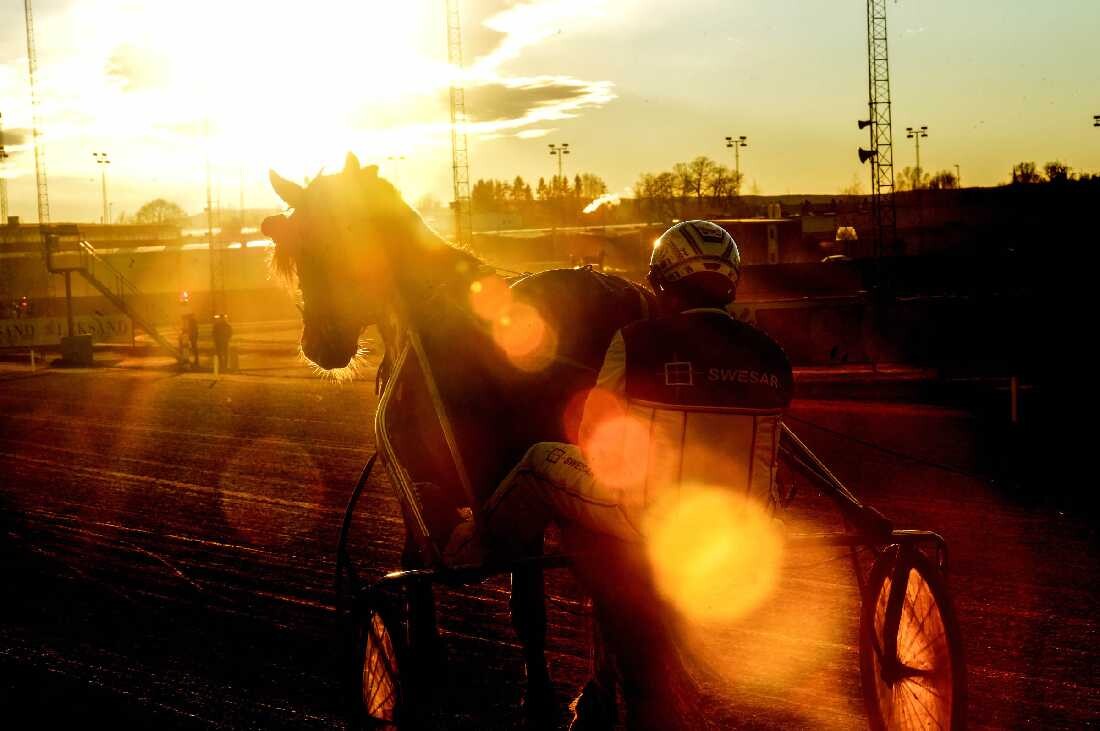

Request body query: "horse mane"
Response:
[264, 163, 486, 303]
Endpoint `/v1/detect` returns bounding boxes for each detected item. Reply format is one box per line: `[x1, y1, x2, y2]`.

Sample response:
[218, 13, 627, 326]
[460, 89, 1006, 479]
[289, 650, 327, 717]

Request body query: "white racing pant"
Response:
[483, 442, 644, 553]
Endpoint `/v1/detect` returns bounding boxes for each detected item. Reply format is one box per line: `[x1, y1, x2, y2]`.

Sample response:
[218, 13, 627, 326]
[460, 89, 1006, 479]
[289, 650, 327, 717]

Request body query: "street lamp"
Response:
[548, 143, 570, 194]
[725, 135, 748, 193]
[386, 155, 406, 187]
[905, 126, 928, 188]
[954, 163, 961, 189]
[93, 151, 110, 223]
[548, 143, 571, 238]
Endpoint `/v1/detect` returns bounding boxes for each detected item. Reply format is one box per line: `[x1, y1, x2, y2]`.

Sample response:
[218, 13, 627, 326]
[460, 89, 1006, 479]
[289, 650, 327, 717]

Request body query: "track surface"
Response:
[0, 362, 1095, 729]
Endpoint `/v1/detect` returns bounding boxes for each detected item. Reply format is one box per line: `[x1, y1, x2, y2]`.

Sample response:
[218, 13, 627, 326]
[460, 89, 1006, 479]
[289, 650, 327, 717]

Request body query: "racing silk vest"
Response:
[619, 308, 793, 509]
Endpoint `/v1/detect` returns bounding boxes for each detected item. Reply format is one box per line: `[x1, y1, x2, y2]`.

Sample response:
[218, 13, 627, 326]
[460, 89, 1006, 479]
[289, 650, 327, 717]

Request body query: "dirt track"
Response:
[0, 362, 1095, 729]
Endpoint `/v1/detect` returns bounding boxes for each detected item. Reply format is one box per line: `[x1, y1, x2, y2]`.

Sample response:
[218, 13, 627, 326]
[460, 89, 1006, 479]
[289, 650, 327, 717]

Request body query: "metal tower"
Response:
[0, 113, 7, 299]
[863, 0, 897, 259]
[0, 112, 9, 221]
[25, 0, 53, 299]
[446, 0, 473, 248]
[24, 0, 50, 229]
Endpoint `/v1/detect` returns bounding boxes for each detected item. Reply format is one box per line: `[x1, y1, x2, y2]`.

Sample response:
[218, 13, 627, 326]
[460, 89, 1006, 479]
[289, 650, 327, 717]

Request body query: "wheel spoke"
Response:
[900, 574, 937, 659]
[362, 611, 399, 721]
[902, 628, 947, 668]
[900, 679, 946, 729]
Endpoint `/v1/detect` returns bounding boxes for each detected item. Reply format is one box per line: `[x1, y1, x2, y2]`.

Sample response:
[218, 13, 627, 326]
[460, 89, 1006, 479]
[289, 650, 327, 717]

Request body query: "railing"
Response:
[74, 240, 179, 356]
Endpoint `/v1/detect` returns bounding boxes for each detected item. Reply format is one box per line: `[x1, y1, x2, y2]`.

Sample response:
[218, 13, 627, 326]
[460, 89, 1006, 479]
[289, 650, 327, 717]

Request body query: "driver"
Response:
[449, 220, 793, 729]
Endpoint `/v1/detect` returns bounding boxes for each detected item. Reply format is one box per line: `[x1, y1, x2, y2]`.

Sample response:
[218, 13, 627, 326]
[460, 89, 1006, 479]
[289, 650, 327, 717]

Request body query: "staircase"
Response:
[55, 239, 181, 359]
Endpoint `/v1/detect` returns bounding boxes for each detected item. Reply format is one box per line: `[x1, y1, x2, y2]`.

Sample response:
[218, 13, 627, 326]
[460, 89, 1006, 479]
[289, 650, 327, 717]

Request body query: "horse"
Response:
[260, 153, 656, 721]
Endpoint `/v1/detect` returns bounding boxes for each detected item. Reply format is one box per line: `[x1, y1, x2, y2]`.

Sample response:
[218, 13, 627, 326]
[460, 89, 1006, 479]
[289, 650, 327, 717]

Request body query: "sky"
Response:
[0, 0, 1097, 222]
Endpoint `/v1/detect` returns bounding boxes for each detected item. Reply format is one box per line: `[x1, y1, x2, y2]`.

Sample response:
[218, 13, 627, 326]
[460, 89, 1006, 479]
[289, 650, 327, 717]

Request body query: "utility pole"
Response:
[93, 152, 110, 224]
[954, 163, 961, 188]
[724, 135, 748, 193]
[906, 125, 928, 188]
[446, 0, 472, 248]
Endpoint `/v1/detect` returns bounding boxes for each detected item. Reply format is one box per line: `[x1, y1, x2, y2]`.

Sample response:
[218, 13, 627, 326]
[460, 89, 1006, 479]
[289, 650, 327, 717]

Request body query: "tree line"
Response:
[631, 156, 745, 219]
[895, 167, 959, 191]
[470, 173, 609, 212]
[128, 154, 1097, 228]
[1010, 160, 1099, 185]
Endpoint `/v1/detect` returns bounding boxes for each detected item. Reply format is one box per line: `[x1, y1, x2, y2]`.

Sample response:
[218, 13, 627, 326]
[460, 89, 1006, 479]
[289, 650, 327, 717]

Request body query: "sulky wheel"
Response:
[351, 582, 438, 729]
[355, 590, 405, 728]
[860, 544, 967, 730]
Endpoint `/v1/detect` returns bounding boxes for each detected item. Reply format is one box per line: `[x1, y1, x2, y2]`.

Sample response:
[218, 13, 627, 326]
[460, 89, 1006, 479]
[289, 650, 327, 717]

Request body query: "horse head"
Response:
[261, 152, 419, 372]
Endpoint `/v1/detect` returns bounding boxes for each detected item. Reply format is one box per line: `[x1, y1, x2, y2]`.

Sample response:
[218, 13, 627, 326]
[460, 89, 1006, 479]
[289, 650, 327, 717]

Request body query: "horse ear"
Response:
[269, 170, 304, 208]
[363, 165, 379, 179]
[344, 152, 361, 175]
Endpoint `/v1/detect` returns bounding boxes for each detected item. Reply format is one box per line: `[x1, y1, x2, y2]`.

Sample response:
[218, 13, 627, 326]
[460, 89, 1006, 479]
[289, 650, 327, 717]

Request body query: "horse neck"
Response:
[376, 218, 495, 350]
[371, 224, 519, 502]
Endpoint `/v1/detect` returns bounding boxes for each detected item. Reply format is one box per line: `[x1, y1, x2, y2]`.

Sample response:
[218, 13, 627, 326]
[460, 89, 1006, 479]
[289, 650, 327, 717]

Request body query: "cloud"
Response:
[105, 44, 173, 91]
[464, 0, 521, 59]
[464, 79, 594, 122]
[473, 0, 605, 72]
[515, 127, 554, 139]
[0, 128, 31, 148]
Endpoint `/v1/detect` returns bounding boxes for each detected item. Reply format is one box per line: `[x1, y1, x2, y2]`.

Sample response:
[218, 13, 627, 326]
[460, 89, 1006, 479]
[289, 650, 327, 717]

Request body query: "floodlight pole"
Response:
[905, 125, 928, 188]
[548, 143, 570, 240]
[93, 152, 110, 224]
[724, 135, 748, 193]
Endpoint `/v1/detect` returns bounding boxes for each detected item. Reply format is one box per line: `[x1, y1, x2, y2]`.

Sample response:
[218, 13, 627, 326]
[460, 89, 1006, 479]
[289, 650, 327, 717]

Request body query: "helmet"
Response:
[648, 220, 741, 299]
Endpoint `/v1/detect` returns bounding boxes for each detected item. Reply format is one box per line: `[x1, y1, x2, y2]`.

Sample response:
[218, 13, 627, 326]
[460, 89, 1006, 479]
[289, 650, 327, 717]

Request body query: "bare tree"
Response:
[633, 172, 656, 200]
[896, 166, 931, 191]
[687, 156, 715, 200]
[839, 174, 863, 197]
[578, 173, 608, 198]
[1044, 161, 1070, 183]
[135, 198, 186, 225]
[927, 170, 958, 190]
[672, 162, 694, 199]
[1011, 161, 1043, 185]
[706, 164, 735, 200]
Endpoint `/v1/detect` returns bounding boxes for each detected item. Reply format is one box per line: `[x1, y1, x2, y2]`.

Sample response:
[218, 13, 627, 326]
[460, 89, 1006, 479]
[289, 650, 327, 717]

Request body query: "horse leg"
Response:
[510, 559, 554, 723]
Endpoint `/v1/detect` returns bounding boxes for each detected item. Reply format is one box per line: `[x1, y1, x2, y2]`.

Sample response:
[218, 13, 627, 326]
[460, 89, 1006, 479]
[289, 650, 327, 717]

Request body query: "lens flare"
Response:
[469, 276, 512, 321]
[491, 302, 558, 372]
[644, 487, 783, 622]
[217, 436, 324, 548]
[580, 409, 650, 489]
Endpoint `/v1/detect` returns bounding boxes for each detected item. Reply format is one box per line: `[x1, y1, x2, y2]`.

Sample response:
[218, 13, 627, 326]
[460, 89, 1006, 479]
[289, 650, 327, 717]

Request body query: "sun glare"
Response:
[469, 276, 512, 320]
[579, 407, 650, 489]
[645, 487, 783, 622]
[491, 302, 558, 372]
[56, 0, 445, 185]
